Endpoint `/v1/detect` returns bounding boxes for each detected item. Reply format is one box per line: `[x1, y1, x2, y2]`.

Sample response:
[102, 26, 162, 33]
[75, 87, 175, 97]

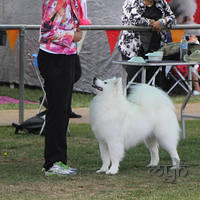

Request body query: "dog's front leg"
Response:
[96, 141, 111, 173]
[106, 142, 124, 175]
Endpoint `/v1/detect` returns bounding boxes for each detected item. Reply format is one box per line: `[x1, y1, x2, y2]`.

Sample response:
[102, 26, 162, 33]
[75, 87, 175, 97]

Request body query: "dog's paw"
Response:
[170, 166, 180, 170]
[106, 169, 118, 175]
[146, 164, 158, 168]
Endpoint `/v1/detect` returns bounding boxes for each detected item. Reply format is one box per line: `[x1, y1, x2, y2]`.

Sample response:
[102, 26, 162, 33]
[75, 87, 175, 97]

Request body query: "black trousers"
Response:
[68, 54, 82, 114]
[74, 54, 82, 83]
[38, 49, 76, 170]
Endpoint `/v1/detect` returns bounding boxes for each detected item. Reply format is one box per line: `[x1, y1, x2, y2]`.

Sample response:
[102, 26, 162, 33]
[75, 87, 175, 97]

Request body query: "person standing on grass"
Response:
[37, 0, 90, 176]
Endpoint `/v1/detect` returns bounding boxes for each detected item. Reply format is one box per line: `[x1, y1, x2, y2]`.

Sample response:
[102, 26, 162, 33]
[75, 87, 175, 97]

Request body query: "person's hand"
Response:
[188, 35, 198, 43]
[150, 20, 162, 33]
[150, 19, 155, 26]
[73, 29, 83, 42]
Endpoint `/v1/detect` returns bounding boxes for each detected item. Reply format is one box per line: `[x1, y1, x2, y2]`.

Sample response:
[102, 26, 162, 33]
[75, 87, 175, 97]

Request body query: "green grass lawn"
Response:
[0, 121, 200, 200]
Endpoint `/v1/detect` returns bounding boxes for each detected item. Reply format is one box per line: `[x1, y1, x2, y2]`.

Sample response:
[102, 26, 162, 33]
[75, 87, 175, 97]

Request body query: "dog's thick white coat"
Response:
[90, 77, 180, 175]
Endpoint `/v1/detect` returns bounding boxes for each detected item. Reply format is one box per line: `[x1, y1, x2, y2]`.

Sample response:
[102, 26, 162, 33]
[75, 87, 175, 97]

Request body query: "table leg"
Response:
[147, 67, 161, 85]
[122, 66, 127, 96]
[181, 90, 193, 139]
[188, 65, 193, 89]
[141, 67, 146, 83]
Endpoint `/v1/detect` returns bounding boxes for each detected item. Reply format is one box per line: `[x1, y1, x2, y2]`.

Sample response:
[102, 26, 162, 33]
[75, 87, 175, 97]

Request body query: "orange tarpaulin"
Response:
[170, 30, 185, 42]
[6, 30, 19, 52]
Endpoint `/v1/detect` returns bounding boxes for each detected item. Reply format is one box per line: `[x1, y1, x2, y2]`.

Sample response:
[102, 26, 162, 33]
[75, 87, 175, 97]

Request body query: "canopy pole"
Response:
[19, 27, 25, 123]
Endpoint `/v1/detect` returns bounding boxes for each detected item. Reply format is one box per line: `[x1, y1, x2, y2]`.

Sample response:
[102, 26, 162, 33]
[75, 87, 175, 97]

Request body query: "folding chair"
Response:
[191, 64, 200, 82]
[28, 53, 46, 113]
[166, 65, 192, 95]
[28, 53, 46, 135]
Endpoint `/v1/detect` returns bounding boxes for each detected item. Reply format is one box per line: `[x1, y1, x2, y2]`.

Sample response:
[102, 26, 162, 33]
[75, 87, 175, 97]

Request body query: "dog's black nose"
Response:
[93, 77, 97, 84]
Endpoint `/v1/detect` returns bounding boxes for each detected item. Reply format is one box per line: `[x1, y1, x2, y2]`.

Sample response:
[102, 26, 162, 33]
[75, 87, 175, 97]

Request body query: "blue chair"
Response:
[29, 53, 46, 114]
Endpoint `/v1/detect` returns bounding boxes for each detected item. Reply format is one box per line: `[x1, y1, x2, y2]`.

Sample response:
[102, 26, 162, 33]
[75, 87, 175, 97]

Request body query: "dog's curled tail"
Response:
[127, 84, 175, 110]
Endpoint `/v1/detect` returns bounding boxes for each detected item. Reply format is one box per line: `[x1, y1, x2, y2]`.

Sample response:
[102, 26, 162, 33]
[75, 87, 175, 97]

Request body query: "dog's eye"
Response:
[104, 81, 107, 84]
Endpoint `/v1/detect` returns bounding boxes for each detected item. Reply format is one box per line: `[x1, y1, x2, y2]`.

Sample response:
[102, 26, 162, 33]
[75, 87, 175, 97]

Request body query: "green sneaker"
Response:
[43, 161, 77, 176]
[56, 161, 77, 172]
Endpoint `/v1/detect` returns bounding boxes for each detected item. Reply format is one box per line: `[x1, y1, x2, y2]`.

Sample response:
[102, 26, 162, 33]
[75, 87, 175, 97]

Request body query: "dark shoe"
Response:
[69, 111, 82, 118]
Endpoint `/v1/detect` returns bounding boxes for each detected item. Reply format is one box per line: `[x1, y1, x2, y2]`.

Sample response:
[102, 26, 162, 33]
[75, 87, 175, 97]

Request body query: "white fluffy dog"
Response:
[90, 77, 180, 175]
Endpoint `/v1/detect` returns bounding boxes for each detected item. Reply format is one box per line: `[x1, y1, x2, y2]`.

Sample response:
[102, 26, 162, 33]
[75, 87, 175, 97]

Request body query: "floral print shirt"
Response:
[39, 0, 87, 55]
[118, 0, 176, 58]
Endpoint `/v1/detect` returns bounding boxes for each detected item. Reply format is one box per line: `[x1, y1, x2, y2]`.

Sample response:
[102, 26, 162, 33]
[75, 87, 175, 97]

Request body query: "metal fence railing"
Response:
[79, 24, 200, 31]
[0, 24, 200, 123]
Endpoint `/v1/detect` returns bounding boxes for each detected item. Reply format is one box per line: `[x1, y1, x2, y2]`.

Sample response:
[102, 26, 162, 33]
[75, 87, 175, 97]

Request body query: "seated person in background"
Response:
[188, 35, 200, 95]
[192, 64, 200, 95]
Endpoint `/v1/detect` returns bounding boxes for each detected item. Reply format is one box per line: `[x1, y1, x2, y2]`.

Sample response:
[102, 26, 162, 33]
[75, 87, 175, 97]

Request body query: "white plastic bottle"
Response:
[180, 35, 188, 61]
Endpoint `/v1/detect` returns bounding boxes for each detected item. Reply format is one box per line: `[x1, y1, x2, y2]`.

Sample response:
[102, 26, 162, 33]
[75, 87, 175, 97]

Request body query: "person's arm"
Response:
[159, 0, 176, 28]
[80, 0, 88, 19]
[79, 0, 91, 25]
[150, 0, 176, 33]
[73, 29, 83, 42]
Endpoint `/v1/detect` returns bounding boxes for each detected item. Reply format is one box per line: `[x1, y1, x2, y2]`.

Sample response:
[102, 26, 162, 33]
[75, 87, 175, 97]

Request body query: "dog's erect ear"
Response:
[112, 77, 117, 81]
[117, 77, 122, 85]
[113, 77, 122, 86]
[112, 77, 123, 95]
[117, 78, 123, 92]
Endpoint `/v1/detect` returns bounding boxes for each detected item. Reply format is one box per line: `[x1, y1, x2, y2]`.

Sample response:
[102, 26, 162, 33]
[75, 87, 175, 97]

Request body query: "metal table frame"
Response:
[113, 60, 200, 139]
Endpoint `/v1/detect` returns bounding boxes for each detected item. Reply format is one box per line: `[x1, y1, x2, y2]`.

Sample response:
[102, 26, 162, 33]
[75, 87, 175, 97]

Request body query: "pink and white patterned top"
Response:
[39, 0, 89, 55]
